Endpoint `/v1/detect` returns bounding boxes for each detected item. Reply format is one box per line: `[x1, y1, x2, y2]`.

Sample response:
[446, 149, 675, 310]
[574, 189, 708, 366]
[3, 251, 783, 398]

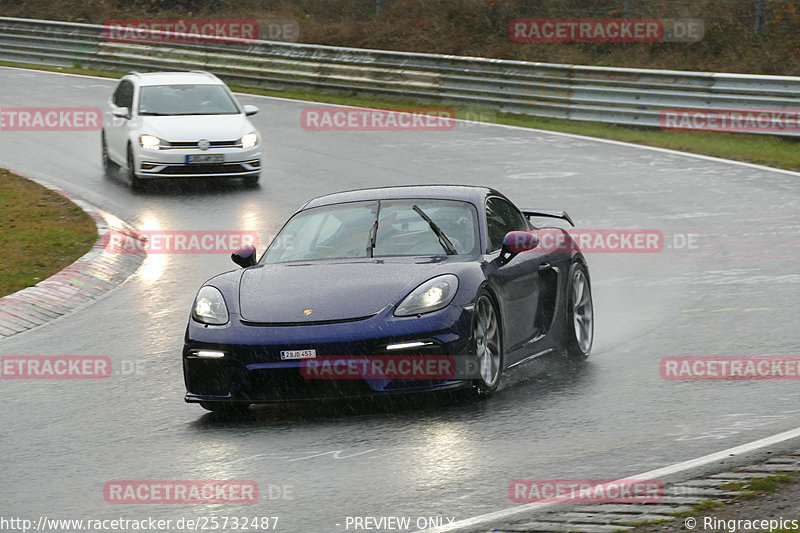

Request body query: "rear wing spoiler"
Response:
[521, 209, 575, 227]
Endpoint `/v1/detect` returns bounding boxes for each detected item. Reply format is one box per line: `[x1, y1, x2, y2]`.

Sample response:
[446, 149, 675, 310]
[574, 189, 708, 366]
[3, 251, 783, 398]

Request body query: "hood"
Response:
[138, 114, 253, 142]
[238, 260, 446, 323]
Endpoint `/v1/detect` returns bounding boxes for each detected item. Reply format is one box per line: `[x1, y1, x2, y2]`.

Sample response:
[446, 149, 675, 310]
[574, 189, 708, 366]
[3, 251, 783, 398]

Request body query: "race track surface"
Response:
[1, 66, 798, 532]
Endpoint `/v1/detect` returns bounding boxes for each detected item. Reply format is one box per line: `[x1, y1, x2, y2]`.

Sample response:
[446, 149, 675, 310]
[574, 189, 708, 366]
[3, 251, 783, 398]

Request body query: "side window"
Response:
[112, 80, 134, 109]
[485, 197, 528, 253]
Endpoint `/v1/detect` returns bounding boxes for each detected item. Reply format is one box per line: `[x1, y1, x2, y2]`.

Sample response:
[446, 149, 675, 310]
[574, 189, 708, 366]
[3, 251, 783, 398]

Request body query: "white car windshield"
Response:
[138, 84, 240, 116]
[262, 199, 480, 263]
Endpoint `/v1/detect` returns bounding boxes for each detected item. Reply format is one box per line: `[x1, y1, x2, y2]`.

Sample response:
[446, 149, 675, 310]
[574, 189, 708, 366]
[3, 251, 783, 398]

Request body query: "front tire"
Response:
[127, 144, 143, 191]
[101, 131, 118, 178]
[471, 290, 503, 396]
[565, 261, 593, 361]
[243, 174, 259, 186]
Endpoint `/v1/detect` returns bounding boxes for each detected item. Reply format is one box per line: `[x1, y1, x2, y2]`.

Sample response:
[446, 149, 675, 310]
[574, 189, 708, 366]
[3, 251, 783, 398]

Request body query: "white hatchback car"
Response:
[102, 71, 262, 189]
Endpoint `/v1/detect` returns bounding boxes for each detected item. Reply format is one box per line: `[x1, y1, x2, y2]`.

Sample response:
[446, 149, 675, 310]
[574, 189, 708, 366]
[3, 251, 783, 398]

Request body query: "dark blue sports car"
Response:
[183, 185, 593, 411]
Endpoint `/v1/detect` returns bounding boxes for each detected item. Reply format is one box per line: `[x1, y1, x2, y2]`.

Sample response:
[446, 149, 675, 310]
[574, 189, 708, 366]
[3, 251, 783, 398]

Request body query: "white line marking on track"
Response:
[416, 426, 800, 532]
[3, 65, 798, 179]
[234, 90, 800, 179]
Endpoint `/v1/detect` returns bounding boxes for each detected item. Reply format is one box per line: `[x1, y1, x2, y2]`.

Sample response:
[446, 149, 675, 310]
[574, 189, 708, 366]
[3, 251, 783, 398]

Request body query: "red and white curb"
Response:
[0, 179, 146, 338]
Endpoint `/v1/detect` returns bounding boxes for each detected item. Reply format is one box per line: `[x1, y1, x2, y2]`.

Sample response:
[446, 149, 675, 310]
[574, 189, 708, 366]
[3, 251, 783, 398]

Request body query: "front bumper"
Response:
[134, 145, 262, 179]
[183, 304, 476, 403]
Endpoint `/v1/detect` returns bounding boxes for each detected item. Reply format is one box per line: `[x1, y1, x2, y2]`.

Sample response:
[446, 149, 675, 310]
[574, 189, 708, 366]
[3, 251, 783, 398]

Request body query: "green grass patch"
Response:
[721, 473, 799, 497]
[630, 474, 800, 531]
[672, 498, 721, 517]
[692, 498, 721, 511]
[0, 60, 125, 80]
[0, 168, 97, 298]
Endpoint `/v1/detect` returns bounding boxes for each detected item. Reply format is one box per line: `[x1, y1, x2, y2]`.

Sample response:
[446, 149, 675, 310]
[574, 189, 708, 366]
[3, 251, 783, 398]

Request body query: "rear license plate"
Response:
[186, 154, 224, 164]
[280, 349, 317, 360]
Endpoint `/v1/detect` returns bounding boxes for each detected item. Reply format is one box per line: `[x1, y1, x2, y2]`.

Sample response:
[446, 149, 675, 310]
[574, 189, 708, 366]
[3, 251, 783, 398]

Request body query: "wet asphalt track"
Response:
[0, 66, 799, 532]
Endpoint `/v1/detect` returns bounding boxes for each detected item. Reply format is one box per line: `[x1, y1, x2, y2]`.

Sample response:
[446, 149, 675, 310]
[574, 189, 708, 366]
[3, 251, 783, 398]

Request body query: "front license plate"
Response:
[186, 154, 224, 164]
[280, 349, 317, 360]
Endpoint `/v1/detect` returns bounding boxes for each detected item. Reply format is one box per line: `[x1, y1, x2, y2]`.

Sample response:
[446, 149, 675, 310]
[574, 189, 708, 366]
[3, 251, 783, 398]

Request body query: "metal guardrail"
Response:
[1, 16, 799, 136]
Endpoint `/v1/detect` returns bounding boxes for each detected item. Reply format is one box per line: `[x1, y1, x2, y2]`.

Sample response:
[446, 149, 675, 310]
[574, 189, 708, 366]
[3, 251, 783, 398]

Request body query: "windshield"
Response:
[138, 84, 240, 116]
[262, 199, 480, 263]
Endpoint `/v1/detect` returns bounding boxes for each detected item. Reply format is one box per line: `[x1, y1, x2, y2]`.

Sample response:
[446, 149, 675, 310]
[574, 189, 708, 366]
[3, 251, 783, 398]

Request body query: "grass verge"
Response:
[624, 472, 800, 532]
[0, 168, 97, 298]
[1, 60, 799, 173]
[720, 473, 800, 497]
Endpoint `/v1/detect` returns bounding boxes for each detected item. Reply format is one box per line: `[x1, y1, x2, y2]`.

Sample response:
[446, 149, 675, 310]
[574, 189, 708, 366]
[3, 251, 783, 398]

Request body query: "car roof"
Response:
[126, 71, 224, 87]
[301, 185, 506, 210]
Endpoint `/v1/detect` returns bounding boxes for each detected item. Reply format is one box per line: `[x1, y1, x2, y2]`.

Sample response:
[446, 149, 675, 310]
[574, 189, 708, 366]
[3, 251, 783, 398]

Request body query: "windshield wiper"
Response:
[366, 201, 381, 258]
[412, 205, 456, 255]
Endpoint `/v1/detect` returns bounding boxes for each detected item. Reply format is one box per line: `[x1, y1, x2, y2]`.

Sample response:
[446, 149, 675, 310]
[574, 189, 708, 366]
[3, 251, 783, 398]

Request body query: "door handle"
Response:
[538, 263, 551, 271]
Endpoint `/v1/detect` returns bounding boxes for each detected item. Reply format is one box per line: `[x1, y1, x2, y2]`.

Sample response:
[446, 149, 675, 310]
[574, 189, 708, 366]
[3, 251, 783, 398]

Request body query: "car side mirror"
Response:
[243, 104, 259, 116]
[232, 245, 257, 268]
[500, 231, 539, 263]
[112, 107, 130, 119]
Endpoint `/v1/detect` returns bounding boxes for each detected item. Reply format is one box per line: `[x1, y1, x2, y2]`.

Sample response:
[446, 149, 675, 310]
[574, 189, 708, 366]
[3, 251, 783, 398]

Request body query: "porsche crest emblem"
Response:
[303, 308, 314, 316]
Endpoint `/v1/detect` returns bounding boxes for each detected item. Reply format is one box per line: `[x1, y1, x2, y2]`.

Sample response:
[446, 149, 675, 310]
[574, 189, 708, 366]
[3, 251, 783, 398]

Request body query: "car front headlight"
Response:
[139, 134, 165, 150]
[240, 132, 258, 149]
[192, 286, 229, 325]
[394, 274, 459, 317]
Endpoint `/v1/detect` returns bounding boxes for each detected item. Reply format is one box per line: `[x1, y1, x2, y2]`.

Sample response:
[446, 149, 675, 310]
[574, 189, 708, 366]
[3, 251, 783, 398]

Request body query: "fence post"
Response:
[755, 0, 765, 32]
